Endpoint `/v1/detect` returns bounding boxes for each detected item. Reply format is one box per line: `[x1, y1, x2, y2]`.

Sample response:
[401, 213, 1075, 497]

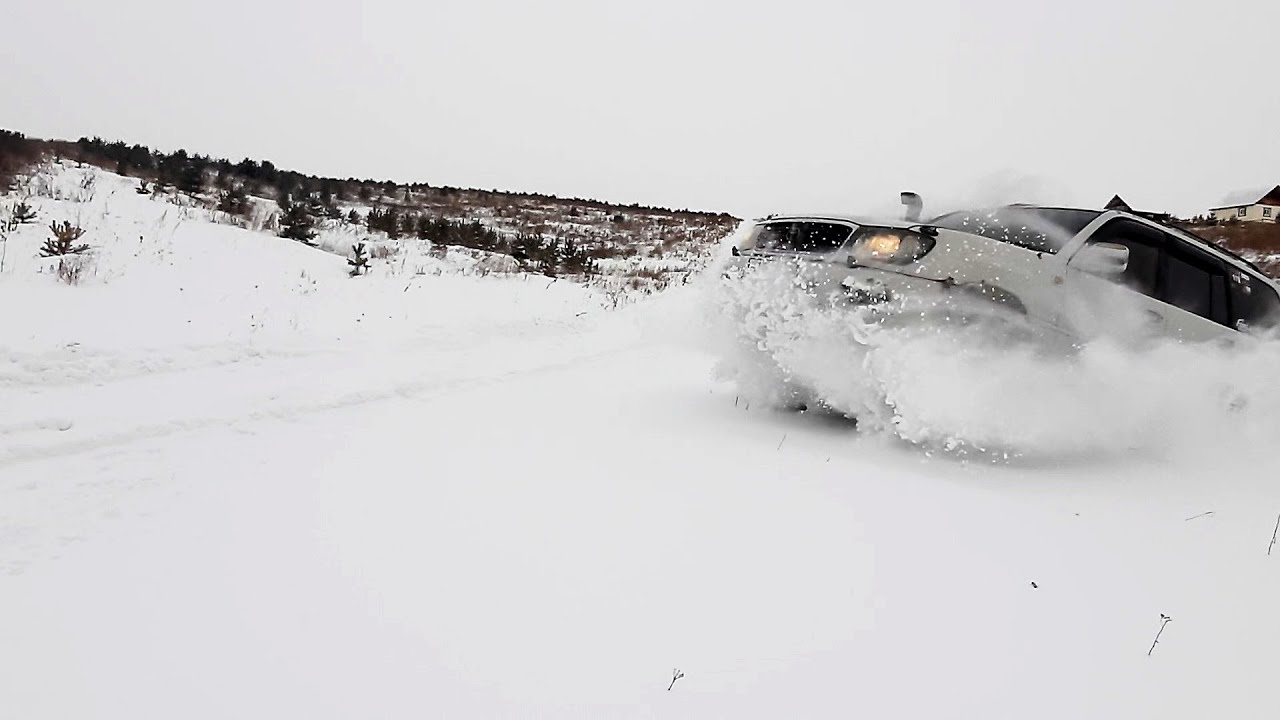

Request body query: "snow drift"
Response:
[703, 249, 1280, 460]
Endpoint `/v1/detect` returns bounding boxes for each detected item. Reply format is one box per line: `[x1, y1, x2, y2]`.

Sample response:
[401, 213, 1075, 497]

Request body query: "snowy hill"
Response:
[2, 132, 741, 298]
[3, 163, 1280, 718]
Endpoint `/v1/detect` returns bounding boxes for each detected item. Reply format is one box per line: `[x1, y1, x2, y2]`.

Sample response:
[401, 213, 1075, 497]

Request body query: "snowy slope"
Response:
[3, 165, 1280, 718]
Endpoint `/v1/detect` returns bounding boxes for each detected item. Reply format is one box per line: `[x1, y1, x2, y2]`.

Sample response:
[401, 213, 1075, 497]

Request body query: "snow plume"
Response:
[703, 259, 1280, 460]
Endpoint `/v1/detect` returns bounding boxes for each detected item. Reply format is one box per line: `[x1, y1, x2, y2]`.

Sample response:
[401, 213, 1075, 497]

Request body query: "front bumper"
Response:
[833, 267, 1079, 351]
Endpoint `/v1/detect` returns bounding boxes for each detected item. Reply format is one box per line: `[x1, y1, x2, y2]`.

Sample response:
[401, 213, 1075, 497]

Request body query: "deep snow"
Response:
[3, 165, 1280, 718]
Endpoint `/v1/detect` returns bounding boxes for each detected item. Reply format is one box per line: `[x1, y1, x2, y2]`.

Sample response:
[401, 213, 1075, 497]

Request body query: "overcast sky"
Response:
[4, 0, 1276, 218]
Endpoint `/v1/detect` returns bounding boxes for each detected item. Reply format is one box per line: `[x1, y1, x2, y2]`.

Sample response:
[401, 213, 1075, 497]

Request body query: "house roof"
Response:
[1210, 185, 1280, 210]
[1104, 195, 1131, 211]
[1103, 194, 1172, 220]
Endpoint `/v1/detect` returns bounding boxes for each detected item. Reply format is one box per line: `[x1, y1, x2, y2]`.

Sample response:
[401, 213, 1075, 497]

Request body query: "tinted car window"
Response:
[752, 221, 853, 253]
[1161, 244, 1229, 326]
[930, 207, 1100, 254]
[1083, 219, 1162, 295]
[1230, 272, 1280, 330]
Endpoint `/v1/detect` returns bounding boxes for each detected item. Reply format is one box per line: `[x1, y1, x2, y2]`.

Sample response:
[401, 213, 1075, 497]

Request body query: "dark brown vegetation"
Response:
[1176, 219, 1280, 276]
[0, 130, 47, 191]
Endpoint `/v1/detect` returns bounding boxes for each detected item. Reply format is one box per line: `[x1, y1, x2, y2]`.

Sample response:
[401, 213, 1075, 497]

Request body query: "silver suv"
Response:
[727, 195, 1280, 347]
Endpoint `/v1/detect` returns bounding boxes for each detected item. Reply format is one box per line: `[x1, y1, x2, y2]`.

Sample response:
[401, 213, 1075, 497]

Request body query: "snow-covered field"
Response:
[3, 166, 1280, 718]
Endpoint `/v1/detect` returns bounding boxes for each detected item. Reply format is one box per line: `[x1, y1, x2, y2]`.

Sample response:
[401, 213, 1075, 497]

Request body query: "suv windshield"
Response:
[929, 207, 1100, 254]
[748, 221, 855, 253]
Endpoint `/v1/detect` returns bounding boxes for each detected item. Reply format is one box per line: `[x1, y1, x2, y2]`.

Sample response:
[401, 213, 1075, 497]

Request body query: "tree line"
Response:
[5, 133, 732, 222]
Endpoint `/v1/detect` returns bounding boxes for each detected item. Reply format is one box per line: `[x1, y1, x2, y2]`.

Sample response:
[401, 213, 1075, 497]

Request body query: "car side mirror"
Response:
[1072, 242, 1129, 277]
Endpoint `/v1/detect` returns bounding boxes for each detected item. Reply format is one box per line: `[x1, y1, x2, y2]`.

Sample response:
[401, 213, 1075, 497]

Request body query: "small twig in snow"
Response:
[1183, 511, 1215, 522]
[1148, 614, 1172, 656]
[1269, 514, 1280, 556]
[777, 434, 787, 450]
[667, 668, 685, 691]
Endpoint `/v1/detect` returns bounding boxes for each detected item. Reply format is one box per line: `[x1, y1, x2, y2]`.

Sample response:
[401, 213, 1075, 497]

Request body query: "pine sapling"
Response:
[40, 221, 89, 257]
[348, 242, 370, 277]
[278, 197, 317, 245]
[13, 201, 36, 224]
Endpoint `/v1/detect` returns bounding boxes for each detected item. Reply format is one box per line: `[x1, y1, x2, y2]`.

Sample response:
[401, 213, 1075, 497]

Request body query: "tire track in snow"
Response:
[0, 341, 637, 469]
[0, 342, 338, 389]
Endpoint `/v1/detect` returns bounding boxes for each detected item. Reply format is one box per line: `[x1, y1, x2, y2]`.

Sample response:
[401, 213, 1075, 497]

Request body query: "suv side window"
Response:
[1077, 219, 1162, 296]
[1079, 221, 1234, 328]
[753, 222, 854, 253]
[1160, 241, 1229, 326]
[1229, 271, 1280, 331]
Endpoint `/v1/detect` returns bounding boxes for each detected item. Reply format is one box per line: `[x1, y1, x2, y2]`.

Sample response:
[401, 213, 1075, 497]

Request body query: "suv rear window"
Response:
[1161, 246, 1229, 325]
[749, 221, 854, 253]
[930, 207, 1100, 254]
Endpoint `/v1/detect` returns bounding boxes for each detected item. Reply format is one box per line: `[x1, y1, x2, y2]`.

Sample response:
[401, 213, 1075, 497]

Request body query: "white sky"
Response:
[4, 0, 1276, 218]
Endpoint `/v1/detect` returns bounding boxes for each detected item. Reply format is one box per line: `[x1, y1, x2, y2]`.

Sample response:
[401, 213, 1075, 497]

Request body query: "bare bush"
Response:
[55, 256, 87, 285]
[78, 171, 97, 201]
[369, 243, 397, 260]
[0, 214, 8, 273]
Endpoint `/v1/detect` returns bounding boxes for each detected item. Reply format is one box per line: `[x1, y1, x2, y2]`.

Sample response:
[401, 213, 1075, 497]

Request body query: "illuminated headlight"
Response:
[864, 233, 902, 258]
[849, 228, 936, 266]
